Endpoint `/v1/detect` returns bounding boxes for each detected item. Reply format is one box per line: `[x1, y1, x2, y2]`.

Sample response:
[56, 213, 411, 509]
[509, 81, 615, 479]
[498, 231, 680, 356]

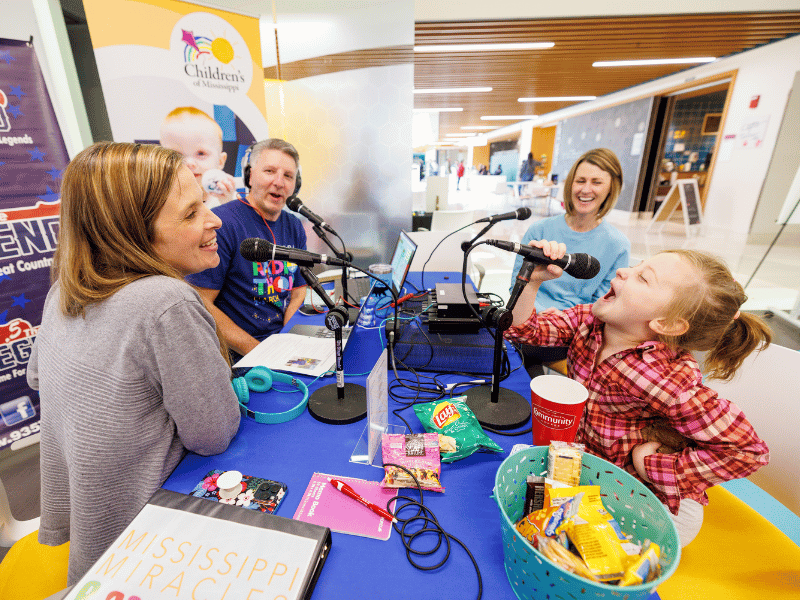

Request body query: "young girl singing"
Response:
[505, 240, 771, 546]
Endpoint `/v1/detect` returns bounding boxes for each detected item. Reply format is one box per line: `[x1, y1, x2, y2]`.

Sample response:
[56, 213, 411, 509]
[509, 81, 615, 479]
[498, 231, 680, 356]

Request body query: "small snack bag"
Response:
[413, 396, 503, 462]
[381, 433, 444, 493]
[547, 441, 585, 486]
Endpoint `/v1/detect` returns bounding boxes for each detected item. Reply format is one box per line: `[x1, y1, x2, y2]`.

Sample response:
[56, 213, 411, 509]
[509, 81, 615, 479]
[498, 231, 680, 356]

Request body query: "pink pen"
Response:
[327, 478, 398, 524]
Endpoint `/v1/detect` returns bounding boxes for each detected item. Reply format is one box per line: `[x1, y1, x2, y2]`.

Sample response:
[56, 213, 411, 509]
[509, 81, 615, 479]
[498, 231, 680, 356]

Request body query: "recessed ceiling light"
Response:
[462, 126, 497, 130]
[414, 87, 492, 94]
[593, 57, 716, 67]
[480, 115, 537, 121]
[518, 96, 597, 102]
[413, 107, 464, 113]
[414, 42, 554, 53]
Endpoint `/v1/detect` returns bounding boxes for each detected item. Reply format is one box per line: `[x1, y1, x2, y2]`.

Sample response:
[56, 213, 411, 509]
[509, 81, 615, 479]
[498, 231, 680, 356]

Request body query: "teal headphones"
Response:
[232, 366, 309, 424]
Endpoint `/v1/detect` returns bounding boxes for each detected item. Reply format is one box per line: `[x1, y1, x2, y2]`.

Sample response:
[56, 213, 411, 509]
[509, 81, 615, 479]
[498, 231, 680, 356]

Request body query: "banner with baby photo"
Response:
[0, 38, 70, 454]
[82, 0, 269, 187]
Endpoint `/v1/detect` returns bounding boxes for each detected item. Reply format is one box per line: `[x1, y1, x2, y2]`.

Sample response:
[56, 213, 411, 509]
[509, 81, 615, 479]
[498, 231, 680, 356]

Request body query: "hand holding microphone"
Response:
[488, 238, 600, 280]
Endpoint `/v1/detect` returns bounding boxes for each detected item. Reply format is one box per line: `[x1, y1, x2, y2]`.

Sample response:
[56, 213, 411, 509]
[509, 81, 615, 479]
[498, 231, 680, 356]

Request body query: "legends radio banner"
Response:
[0, 38, 70, 453]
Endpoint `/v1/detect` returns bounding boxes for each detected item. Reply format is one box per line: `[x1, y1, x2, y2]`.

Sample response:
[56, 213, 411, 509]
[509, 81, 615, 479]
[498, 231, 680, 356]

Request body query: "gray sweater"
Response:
[27, 276, 241, 584]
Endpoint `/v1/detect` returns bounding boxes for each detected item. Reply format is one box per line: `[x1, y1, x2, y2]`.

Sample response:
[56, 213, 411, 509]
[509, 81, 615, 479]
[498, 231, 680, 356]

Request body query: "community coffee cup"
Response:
[529, 375, 588, 445]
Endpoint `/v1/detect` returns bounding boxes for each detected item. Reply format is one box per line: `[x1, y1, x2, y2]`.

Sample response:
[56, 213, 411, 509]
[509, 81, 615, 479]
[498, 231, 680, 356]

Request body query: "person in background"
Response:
[160, 106, 237, 208]
[509, 148, 630, 375]
[518, 152, 541, 182]
[186, 138, 308, 360]
[28, 142, 241, 585]
[456, 160, 465, 190]
[494, 164, 503, 176]
[506, 239, 771, 547]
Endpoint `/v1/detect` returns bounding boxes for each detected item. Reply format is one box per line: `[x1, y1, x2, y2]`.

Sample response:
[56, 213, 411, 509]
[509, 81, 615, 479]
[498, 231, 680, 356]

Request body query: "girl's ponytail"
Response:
[703, 311, 772, 381]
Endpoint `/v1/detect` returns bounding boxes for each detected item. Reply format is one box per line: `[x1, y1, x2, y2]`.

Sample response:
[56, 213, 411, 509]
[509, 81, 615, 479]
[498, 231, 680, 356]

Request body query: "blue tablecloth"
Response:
[163, 272, 659, 600]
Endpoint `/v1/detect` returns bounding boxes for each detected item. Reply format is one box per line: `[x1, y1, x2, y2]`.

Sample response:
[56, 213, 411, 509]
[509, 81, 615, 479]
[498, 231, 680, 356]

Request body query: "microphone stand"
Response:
[462, 258, 534, 429]
[311, 224, 358, 321]
[299, 267, 367, 425]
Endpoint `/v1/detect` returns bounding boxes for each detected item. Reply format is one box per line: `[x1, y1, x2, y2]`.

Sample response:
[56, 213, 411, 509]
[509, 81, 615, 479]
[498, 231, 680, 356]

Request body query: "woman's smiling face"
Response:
[570, 161, 612, 218]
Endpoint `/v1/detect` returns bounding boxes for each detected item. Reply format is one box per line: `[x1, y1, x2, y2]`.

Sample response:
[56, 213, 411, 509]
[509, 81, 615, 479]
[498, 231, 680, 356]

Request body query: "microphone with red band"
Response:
[239, 237, 348, 267]
[487, 239, 601, 280]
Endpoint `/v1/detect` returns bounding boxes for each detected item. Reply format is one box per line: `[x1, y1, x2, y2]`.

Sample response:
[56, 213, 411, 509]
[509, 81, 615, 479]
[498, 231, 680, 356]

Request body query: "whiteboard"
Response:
[777, 162, 800, 225]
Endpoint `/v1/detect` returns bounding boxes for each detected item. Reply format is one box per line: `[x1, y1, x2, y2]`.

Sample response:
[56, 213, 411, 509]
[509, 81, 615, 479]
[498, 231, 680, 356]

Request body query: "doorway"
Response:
[642, 80, 732, 216]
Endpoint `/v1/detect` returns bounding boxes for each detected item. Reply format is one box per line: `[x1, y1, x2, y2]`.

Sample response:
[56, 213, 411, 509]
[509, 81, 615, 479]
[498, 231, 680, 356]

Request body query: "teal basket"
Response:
[494, 446, 681, 599]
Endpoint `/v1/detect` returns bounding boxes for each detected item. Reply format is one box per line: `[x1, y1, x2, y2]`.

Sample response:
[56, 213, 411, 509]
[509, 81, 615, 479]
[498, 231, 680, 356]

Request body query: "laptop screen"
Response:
[390, 230, 417, 296]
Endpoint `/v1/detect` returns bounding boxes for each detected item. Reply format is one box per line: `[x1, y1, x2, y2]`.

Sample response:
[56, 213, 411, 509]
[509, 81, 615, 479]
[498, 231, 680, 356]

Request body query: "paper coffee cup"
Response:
[529, 375, 588, 445]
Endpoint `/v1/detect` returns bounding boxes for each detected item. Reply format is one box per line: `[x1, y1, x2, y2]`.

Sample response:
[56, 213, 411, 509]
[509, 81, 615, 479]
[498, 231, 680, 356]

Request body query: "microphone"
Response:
[286, 196, 336, 234]
[239, 238, 348, 267]
[475, 207, 532, 223]
[487, 240, 601, 280]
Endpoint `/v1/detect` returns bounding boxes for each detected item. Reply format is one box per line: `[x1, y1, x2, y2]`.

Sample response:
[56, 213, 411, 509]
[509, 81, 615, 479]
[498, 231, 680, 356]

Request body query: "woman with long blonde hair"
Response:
[28, 142, 240, 584]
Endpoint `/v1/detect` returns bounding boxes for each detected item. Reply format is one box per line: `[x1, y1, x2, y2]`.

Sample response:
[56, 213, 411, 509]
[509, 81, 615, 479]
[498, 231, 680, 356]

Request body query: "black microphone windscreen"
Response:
[517, 207, 532, 220]
[286, 197, 302, 211]
[566, 254, 601, 280]
[239, 237, 272, 262]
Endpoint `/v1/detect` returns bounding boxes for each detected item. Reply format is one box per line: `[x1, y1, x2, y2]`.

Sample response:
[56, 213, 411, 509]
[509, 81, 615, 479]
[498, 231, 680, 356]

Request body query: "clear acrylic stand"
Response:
[349, 349, 406, 466]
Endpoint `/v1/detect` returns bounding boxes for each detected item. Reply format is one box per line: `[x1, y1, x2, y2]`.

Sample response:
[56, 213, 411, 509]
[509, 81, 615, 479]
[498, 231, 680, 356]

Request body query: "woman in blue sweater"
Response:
[510, 148, 630, 372]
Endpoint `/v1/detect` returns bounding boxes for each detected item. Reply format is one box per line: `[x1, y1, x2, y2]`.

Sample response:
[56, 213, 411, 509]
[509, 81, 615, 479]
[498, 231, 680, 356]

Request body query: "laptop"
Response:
[332, 230, 417, 309]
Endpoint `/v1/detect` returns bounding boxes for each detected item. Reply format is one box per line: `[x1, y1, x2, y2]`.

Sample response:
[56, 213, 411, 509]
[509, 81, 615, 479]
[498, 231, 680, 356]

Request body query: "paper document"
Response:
[233, 332, 340, 377]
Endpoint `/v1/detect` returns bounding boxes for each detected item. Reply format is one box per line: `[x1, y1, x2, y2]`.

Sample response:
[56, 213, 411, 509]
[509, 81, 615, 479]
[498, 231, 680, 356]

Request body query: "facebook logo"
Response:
[0, 396, 36, 426]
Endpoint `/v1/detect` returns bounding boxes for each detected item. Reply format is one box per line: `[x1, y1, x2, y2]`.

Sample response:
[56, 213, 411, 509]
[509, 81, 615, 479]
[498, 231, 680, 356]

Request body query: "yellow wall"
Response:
[472, 145, 490, 170]
[530, 126, 556, 176]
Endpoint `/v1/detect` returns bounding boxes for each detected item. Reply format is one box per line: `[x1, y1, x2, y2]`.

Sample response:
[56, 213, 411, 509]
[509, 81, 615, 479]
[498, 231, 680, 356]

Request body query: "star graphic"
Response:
[0, 51, 14, 64]
[0, 310, 7, 325]
[47, 167, 62, 180]
[7, 105, 22, 119]
[8, 85, 25, 99]
[11, 294, 30, 309]
[38, 186, 60, 203]
[28, 147, 46, 162]
[0, 272, 9, 284]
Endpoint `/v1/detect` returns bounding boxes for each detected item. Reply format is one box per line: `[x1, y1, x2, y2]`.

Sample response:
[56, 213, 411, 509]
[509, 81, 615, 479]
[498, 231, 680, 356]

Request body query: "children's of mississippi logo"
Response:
[171, 13, 252, 102]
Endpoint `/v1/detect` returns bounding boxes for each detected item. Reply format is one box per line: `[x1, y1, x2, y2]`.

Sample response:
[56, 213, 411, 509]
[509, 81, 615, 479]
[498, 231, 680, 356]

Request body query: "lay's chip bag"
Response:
[414, 395, 503, 462]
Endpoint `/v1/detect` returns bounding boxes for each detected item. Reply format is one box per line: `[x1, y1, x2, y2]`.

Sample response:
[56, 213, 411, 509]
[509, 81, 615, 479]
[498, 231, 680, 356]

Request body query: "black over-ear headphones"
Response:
[242, 143, 302, 197]
[232, 366, 309, 424]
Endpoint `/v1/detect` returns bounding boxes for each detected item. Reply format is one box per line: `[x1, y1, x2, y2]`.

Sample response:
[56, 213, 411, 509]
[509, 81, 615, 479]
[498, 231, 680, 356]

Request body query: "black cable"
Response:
[744, 194, 800, 289]
[382, 463, 483, 600]
[420, 222, 475, 290]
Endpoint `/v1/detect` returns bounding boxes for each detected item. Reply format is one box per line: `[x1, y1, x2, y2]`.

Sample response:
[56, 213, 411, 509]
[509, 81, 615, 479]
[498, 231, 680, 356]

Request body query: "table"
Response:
[163, 272, 659, 600]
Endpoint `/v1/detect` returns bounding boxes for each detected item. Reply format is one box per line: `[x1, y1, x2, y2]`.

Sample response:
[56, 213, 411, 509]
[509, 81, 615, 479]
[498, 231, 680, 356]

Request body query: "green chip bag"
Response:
[413, 395, 504, 462]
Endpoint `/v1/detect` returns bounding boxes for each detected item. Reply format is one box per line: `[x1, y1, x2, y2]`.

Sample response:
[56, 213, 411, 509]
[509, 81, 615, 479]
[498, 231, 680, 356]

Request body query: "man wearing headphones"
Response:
[187, 138, 307, 359]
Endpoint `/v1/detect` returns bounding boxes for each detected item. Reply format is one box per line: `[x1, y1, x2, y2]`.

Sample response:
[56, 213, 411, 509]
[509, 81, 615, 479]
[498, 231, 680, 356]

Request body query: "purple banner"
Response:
[0, 38, 69, 453]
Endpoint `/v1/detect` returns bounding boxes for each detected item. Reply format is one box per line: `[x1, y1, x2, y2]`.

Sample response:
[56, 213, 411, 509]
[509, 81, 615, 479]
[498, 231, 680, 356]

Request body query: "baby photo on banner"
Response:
[82, 0, 270, 190]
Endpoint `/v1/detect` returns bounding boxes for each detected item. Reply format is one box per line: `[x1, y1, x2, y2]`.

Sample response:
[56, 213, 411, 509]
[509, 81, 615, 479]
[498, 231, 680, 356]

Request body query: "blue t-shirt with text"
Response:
[186, 200, 307, 341]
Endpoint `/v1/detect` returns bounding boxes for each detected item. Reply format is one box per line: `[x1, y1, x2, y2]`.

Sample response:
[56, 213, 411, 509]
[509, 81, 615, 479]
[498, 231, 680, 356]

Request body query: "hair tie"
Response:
[733, 310, 741, 320]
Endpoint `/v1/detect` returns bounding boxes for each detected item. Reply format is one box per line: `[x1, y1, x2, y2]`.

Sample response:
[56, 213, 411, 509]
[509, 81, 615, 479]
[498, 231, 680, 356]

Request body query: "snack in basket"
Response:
[562, 517, 629, 582]
[524, 476, 546, 515]
[413, 395, 503, 463]
[535, 535, 599, 582]
[619, 541, 661, 586]
[381, 433, 444, 493]
[547, 441, 585, 486]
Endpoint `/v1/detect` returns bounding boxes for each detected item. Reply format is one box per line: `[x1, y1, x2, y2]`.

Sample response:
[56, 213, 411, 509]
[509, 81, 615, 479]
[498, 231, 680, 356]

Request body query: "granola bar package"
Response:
[413, 396, 503, 463]
[381, 433, 444, 493]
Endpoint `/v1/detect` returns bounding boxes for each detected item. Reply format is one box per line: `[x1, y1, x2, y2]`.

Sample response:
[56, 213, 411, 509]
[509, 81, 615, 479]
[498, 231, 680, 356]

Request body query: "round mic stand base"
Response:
[464, 385, 530, 430]
[308, 383, 367, 424]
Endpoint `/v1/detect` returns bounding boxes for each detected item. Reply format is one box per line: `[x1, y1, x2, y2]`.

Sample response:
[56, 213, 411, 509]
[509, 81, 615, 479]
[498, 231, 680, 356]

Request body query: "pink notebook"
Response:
[293, 473, 395, 541]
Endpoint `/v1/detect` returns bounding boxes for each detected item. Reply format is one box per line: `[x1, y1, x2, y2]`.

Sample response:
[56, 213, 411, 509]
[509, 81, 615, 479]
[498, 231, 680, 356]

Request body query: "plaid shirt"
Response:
[505, 304, 769, 514]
